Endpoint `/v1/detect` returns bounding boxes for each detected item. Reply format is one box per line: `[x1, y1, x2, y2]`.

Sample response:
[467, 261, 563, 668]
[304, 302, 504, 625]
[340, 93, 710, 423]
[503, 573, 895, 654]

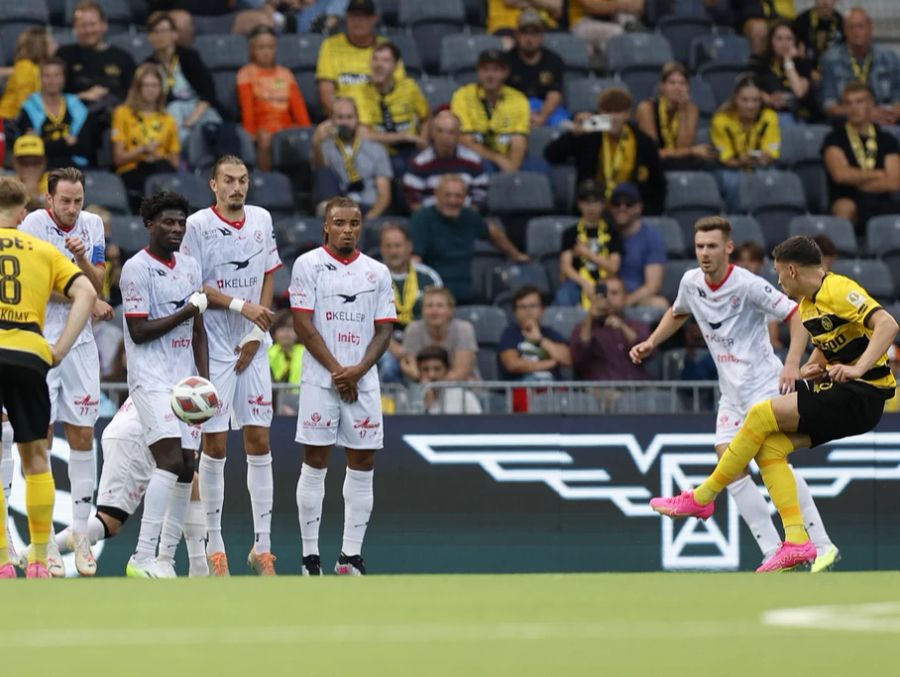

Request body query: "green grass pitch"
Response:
[3, 572, 897, 676]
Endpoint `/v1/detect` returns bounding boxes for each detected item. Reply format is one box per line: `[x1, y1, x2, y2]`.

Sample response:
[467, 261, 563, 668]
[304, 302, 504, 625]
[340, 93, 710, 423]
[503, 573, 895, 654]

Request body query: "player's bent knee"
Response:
[202, 432, 228, 458]
[97, 507, 128, 537]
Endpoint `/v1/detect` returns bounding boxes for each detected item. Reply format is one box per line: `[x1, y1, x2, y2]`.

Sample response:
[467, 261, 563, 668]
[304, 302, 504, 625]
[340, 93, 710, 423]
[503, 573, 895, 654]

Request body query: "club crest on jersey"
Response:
[821, 316, 833, 331]
[367, 272, 377, 283]
[729, 295, 740, 308]
[254, 230, 264, 243]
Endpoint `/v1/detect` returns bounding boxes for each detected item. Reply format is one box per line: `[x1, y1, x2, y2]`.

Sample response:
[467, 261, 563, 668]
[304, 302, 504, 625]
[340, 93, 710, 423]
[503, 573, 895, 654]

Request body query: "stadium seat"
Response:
[0, 2, 49, 24]
[144, 173, 211, 213]
[664, 171, 723, 242]
[108, 33, 153, 63]
[64, 0, 130, 30]
[564, 76, 626, 115]
[661, 258, 696, 302]
[643, 216, 686, 257]
[211, 70, 239, 121]
[725, 214, 765, 248]
[476, 347, 500, 381]
[419, 76, 459, 110]
[272, 127, 313, 175]
[739, 171, 807, 249]
[488, 172, 555, 251]
[471, 240, 505, 304]
[833, 259, 896, 301]
[605, 33, 673, 74]
[378, 0, 400, 26]
[402, 0, 467, 74]
[186, 123, 256, 171]
[792, 162, 829, 215]
[277, 34, 324, 72]
[620, 70, 663, 106]
[247, 171, 295, 217]
[439, 34, 503, 80]
[194, 34, 249, 72]
[543, 305, 587, 340]
[461, 0, 485, 27]
[542, 32, 591, 75]
[866, 214, 900, 256]
[698, 63, 749, 107]
[274, 216, 319, 258]
[689, 34, 750, 72]
[779, 125, 830, 166]
[490, 262, 551, 300]
[525, 215, 572, 261]
[399, 0, 465, 24]
[84, 171, 130, 215]
[690, 77, 717, 121]
[293, 71, 324, 123]
[454, 305, 508, 346]
[192, 14, 238, 36]
[788, 215, 858, 256]
[550, 165, 577, 214]
[109, 215, 147, 254]
[386, 33, 424, 77]
[527, 127, 564, 162]
[657, 15, 713, 65]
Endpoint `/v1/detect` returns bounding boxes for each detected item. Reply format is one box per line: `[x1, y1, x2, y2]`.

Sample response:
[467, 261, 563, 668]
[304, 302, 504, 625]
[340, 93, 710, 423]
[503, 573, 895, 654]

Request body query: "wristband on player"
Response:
[238, 325, 265, 348]
[229, 298, 246, 314]
[188, 292, 208, 314]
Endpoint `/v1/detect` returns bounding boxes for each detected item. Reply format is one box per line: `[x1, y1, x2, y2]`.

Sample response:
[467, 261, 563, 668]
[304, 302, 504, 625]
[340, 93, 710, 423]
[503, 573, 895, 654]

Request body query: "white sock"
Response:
[68, 449, 96, 534]
[794, 470, 832, 556]
[158, 481, 192, 564]
[341, 468, 374, 557]
[199, 454, 226, 554]
[297, 463, 326, 556]
[247, 452, 274, 554]
[1, 419, 13, 503]
[727, 475, 780, 558]
[184, 499, 209, 577]
[55, 516, 107, 553]
[134, 469, 177, 561]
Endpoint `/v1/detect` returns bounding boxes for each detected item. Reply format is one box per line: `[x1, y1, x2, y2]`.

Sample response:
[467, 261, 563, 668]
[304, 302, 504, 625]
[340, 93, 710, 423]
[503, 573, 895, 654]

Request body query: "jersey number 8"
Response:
[0, 256, 21, 305]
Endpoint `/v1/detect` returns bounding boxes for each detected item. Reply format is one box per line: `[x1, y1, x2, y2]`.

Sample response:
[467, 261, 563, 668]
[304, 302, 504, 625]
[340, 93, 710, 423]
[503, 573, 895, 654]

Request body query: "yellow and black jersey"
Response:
[315, 33, 407, 96]
[710, 108, 781, 162]
[450, 83, 530, 155]
[354, 77, 429, 136]
[0, 228, 83, 374]
[800, 272, 896, 397]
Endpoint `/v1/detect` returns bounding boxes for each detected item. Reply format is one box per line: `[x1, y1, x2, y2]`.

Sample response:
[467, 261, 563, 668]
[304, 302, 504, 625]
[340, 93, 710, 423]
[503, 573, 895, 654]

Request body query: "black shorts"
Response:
[0, 363, 51, 444]
[796, 379, 887, 448]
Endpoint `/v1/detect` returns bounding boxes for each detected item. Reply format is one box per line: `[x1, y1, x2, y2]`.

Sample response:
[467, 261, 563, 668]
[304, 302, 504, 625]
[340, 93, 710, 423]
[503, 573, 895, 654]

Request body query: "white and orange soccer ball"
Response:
[170, 376, 220, 425]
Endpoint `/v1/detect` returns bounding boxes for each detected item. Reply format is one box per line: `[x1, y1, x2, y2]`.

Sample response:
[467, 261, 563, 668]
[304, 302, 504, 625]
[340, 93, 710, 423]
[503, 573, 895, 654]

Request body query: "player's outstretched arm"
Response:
[629, 308, 688, 364]
[126, 293, 207, 345]
[51, 275, 97, 365]
[192, 314, 209, 380]
[828, 309, 900, 383]
[780, 310, 808, 393]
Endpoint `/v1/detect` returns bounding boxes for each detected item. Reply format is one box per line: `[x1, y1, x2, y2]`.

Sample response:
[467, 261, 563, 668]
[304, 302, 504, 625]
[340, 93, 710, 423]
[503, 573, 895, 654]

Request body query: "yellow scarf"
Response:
[336, 136, 363, 185]
[44, 97, 68, 141]
[726, 113, 768, 158]
[657, 97, 680, 150]
[392, 264, 419, 326]
[846, 123, 878, 171]
[598, 125, 637, 199]
[850, 52, 873, 83]
[809, 9, 838, 56]
[575, 219, 613, 310]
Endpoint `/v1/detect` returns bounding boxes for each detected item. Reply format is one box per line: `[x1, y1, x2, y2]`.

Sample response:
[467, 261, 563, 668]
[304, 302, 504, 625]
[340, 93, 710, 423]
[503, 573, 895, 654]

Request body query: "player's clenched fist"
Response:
[241, 302, 275, 331]
[629, 339, 655, 364]
[65, 236, 87, 259]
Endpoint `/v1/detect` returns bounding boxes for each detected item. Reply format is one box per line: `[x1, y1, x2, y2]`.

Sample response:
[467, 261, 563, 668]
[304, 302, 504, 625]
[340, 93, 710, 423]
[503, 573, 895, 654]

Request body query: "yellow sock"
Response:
[695, 400, 780, 504]
[756, 433, 808, 544]
[25, 472, 55, 564]
[0, 488, 8, 567]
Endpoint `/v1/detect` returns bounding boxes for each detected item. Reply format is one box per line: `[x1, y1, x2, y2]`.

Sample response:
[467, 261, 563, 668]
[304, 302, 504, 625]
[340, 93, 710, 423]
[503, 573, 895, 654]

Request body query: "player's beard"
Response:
[335, 243, 356, 256]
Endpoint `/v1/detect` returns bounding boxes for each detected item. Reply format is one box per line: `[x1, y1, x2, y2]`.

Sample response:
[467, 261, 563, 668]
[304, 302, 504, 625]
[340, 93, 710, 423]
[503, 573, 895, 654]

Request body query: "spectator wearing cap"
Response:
[57, 1, 136, 120]
[499, 284, 571, 382]
[354, 42, 430, 179]
[544, 87, 665, 214]
[450, 49, 531, 174]
[311, 96, 392, 220]
[403, 109, 489, 213]
[567, 0, 644, 58]
[821, 8, 900, 125]
[315, 0, 407, 117]
[487, 0, 562, 51]
[554, 179, 622, 308]
[145, 11, 221, 145]
[505, 10, 569, 129]
[409, 174, 528, 304]
[608, 183, 669, 310]
[12, 135, 48, 211]
[237, 25, 312, 172]
[16, 57, 90, 170]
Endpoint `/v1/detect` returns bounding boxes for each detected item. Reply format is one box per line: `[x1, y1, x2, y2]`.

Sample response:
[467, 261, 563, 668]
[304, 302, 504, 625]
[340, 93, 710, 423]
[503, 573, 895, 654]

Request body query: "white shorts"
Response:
[295, 383, 383, 450]
[48, 342, 100, 427]
[131, 387, 196, 448]
[203, 352, 274, 433]
[96, 437, 155, 516]
[715, 385, 780, 446]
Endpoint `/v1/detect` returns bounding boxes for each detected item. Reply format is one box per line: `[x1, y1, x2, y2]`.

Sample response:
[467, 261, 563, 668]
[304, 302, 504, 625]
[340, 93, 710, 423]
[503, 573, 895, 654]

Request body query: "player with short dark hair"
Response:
[290, 196, 396, 575]
[648, 234, 897, 572]
[120, 191, 209, 578]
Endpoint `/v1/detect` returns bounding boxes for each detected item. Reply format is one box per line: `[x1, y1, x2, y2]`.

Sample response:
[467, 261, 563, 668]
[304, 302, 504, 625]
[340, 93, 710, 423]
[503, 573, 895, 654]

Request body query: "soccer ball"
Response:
[170, 376, 220, 425]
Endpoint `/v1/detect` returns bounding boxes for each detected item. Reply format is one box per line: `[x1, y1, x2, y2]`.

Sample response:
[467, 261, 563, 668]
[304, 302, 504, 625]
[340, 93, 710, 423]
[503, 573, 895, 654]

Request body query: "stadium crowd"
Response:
[2, 0, 900, 414]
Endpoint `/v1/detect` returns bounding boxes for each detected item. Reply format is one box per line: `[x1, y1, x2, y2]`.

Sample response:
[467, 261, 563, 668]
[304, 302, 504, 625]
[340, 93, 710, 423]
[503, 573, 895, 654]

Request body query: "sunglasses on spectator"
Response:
[610, 199, 637, 207]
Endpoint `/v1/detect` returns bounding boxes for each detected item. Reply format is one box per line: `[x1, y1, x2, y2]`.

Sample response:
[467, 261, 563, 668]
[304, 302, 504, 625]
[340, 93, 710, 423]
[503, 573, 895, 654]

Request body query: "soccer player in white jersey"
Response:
[290, 196, 396, 576]
[119, 191, 209, 578]
[52, 398, 209, 577]
[630, 217, 839, 572]
[19, 167, 107, 576]
[180, 155, 281, 576]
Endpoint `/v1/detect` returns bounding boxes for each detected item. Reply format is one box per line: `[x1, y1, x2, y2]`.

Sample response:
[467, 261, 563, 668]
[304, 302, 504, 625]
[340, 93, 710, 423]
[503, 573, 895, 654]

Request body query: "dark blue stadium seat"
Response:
[657, 15, 713, 65]
[277, 34, 324, 72]
[194, 34, 249, 72]
[526, 215, 572, 261]
[698, 63, 750, 107]
[788, 215, 858, 256]
[144, 173, 211, 213]
[419, 76, 459, 110]
[109, 215, 146, 254]
[564, 76, 627, 115]
[455, 305, 508, 346]
[661, 259, 697, 303]
[690, 34, 750, 72]
[833, 259, 896, 302]
[643, 216, 686, 257]
[739, 171, 807, 249]
[108, 32, 153, 63]
[0, 3, 49, 24]
[664, 171, 723, 242]
[439, 34, 504, 80]
[606, 33, 673, 74]
[84, 171, 130, 215]
[725, 214, 765, 248]
[542, 32, 591, 75]
[866, 214, 900, 256]
[247, 171, 295, 217]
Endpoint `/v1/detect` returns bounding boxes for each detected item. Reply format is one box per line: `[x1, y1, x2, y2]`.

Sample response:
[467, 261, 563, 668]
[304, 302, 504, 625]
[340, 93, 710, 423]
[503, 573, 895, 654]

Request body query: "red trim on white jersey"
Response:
[211, 205, 246, 230]
[321, 245, 360, 266]
[124, 312, 149, 318]
[265, 261, 284, 275]
[143, 247, 177, 269]
[374, 317, 397, 324]
[292, 307, 314, 313]
[783, 304, 798, 323]
[705, 264, 735, 292]
[45, 208, 76, 233]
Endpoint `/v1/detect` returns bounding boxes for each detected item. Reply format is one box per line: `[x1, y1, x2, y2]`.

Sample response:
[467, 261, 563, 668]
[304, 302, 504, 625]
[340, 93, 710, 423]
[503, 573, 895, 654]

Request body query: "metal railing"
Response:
[100, 380, 721, 416]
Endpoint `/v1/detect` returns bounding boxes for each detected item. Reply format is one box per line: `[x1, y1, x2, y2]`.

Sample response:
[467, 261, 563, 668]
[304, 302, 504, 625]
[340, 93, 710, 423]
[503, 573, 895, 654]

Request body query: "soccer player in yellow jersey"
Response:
[651, 235, 898, 572]
[0, 176, 96, 578]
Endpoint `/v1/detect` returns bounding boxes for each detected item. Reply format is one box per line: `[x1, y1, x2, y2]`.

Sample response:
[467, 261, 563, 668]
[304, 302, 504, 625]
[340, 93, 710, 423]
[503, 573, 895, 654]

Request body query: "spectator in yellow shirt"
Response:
[486, 0, 561, 50]
[111, 64, 180, 212]
[451, 49, 530, 173]
[710, 75, 781, 212]
[0, 27, 57, 121]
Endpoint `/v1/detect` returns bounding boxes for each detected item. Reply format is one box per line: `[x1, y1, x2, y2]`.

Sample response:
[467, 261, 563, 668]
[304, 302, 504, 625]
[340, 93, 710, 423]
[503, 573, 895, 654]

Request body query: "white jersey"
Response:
[181, 206, 281, 360]
[102, 397, 142, 442]
[672, 264, 797, 410]
[20, 208, 105, 347]
[289, 247, 396, 391]
[120, 249, 203, 392]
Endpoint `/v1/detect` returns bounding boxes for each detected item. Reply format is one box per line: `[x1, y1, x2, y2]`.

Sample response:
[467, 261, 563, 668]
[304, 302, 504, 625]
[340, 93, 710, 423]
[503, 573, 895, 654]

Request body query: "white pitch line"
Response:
[761, 602, 900, 633]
